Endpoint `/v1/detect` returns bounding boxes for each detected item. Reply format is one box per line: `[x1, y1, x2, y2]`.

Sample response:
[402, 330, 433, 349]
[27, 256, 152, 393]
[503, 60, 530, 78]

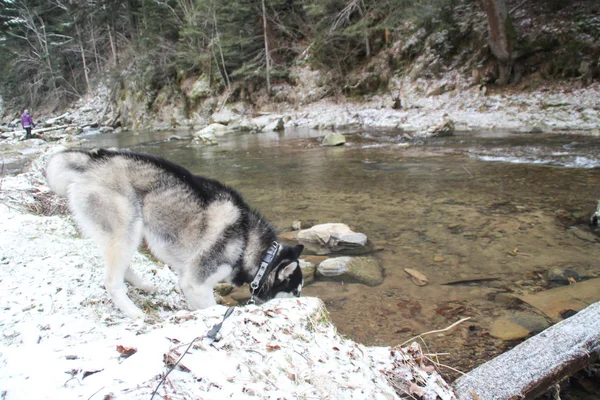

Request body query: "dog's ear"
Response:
[292, 244, 304, 259]
[277, 261, 299, 281]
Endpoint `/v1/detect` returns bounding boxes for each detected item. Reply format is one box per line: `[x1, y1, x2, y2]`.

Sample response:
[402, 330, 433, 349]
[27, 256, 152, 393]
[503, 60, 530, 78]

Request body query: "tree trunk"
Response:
[89, 18, 101, 73]
[75, 24, 90, 92]
[261, 0, 271, 94]
[213, 11, 231, 90]
[484, 0, 513, 85]
[107, 23, 119, 67]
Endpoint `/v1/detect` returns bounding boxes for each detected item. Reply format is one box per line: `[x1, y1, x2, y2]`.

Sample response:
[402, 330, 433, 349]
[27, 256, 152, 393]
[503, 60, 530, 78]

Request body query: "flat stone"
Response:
[489, 318, 531, 341]
[510, 312, 550, 333]
[518, 278, 600, 322]
[316, 256, 383, 286]
[298, 223, 367, 248]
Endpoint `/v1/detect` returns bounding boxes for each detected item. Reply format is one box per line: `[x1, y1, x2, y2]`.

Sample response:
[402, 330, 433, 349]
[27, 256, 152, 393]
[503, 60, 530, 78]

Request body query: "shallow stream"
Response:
[82, 127, 600, 377]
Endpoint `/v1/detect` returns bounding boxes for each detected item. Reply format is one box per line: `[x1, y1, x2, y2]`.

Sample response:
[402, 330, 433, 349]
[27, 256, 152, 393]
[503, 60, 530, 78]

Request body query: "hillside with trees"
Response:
[0, 0, 598, 127]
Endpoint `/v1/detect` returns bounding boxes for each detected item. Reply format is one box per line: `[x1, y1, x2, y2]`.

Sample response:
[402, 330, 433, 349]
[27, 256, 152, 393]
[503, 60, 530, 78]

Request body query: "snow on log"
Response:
[453, 301, 600, 399]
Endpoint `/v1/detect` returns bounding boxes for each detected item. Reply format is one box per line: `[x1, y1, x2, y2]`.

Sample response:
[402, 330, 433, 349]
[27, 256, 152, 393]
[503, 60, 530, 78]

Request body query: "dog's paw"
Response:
[129, 308, 146, 320]
[121, 304, 145, 320]
[138, 282, 158, 294]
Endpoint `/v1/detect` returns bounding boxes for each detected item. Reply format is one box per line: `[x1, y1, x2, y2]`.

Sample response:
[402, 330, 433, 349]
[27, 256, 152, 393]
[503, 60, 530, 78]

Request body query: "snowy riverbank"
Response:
[2, 80, 599, 142]
[0, 150, 456, 399]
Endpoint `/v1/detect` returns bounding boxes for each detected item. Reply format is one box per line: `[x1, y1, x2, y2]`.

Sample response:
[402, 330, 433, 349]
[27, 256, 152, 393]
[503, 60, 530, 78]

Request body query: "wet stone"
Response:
[322, 133, 346, 146]
[570, 227, 600, 242]
[214, 283, 233, 296]
[489, 312, 550, 341]
[316, 256, 383, 286]
[296, 223, 370, 255]
[299, 259, 316, 285]
[543, 267, 580, 286]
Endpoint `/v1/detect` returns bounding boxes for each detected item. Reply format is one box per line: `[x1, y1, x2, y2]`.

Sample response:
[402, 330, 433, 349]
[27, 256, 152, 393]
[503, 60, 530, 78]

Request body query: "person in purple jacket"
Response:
[21, 109, 36, 139]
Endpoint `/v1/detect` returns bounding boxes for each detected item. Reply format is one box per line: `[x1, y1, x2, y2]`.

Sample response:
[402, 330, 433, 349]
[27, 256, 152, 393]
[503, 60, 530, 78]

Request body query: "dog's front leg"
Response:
[179, 274, 217, 309]
[179, 264, 232, 310]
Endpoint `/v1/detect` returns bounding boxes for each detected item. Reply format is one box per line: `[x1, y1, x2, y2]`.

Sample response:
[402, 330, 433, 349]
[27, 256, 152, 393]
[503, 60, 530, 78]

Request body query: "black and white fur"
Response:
[45, 149, 304, 319]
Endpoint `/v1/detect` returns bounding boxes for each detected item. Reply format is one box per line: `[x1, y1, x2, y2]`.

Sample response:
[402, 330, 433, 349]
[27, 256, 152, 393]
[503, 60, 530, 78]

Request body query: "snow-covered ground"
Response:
[0, 149, 455, 399]
[284, 81, 600, 134]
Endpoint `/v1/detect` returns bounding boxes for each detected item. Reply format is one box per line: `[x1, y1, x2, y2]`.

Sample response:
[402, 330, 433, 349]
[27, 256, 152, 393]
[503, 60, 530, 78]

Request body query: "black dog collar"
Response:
[250, 241, 281, 293]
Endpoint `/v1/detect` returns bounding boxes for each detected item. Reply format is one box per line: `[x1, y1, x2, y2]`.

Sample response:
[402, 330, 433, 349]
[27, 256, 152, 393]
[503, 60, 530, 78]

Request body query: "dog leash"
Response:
[151, 243, 279, 398]
[149, 306, 236, 399]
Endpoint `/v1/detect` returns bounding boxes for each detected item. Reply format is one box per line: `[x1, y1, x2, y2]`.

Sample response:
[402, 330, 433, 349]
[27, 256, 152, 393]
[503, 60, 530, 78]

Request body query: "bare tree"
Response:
[262, 0, 272, 93]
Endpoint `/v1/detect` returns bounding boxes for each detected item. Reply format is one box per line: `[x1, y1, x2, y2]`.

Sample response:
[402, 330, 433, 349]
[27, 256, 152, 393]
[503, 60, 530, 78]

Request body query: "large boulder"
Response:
[316, 256, 384, 286]
[210, 107, 242, 126]
[190, 124, 226, 146]
[296, 223, 368, 255]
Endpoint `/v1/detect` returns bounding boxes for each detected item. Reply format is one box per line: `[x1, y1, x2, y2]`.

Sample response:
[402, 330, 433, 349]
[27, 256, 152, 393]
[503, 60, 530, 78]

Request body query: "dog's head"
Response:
[256, 244, 304, 302]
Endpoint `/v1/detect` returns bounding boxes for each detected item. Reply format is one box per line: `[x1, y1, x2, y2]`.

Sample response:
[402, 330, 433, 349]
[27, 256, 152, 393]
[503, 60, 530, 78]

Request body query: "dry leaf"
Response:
[266, 344, 281, 352]
[82, 369, 103, 379]
[116, 345, 137, 359]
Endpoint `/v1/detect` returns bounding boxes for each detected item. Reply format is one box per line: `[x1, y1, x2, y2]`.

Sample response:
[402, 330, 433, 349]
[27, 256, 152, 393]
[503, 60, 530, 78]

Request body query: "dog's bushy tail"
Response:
[45, 150, 93, 197]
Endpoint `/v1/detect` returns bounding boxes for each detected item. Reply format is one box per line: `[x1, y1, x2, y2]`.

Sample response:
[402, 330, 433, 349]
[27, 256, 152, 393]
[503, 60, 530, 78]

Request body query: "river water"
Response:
[81, 127, 600, 377]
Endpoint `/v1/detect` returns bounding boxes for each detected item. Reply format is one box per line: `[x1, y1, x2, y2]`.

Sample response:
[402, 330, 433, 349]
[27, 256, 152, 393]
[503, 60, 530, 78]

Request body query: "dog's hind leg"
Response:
[69, 187, 147, 319]
[101, 217, 146, 319]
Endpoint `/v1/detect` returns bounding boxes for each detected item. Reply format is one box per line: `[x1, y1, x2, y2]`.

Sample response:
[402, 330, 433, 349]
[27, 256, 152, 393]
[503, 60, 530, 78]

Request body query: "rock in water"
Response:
[317, 256, 383, 286]
[297, 223, 369, 254]
[197, 123, 229, 137]
[322, 133, 346, 146]
[265, 118, 285, 132]
[430, 119, 455, 137]
[490, 312, 550, 341]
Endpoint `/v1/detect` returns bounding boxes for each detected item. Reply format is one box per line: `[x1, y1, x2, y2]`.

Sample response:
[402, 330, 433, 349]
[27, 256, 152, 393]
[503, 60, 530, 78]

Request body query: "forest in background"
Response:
[0, 0, 599, 116]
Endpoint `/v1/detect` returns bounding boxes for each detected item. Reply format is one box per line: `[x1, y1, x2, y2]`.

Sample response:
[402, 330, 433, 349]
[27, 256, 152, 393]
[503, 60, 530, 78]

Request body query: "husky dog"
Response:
[45, 149, 304, 319]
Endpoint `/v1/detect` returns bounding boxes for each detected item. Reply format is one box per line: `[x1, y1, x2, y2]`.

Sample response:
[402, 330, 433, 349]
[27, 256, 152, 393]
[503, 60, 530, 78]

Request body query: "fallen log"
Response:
[453, 301, 600, 399]
[2, 124, 78, 139]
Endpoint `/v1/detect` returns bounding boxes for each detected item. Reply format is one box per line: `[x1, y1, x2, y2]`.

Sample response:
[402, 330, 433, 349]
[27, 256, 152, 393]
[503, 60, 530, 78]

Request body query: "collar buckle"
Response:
[248, 241, 281, 304]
